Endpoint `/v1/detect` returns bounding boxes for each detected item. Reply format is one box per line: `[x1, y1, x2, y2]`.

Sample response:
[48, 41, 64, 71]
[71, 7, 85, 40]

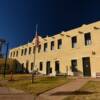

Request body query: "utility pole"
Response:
[4, 42, 9, 79]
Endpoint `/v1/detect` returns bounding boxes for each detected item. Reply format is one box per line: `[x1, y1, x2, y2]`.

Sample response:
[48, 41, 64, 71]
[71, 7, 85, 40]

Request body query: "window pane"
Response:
[72, 36, 77, 48]
[44, 43, 47, 52]
[51, 41, 54, 50]
[40, 62, 43, 71]
[16, 51, 18, 57]
[58, 39, 62, 49]
[84, 33, 91, 45]
[21, 49, 24, 56]
[13, 51, 15, 57]
[24, 48, 27, 55]
[29, 47, 32, 54]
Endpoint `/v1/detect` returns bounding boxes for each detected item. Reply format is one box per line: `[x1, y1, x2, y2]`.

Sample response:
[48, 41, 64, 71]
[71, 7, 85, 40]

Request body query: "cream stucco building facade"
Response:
[9, 21, 100, 77]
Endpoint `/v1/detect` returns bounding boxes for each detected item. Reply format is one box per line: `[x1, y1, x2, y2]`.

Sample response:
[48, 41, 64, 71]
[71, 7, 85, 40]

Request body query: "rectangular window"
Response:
[29, 47, 32, 54]
[72, 36, 77, 48]
[38, 45, 41, 53]
[51, 41, 54, 50]
[40, 62, 43, 71]
[16, 51, 18, 57]
[44, 43, 47, 52]
[84, 32, 92, 46]
[58, 39, 62, 49]
[13, 51, 15, 57]
[21, 49, 24, 56]
[24, 48, 27, 55]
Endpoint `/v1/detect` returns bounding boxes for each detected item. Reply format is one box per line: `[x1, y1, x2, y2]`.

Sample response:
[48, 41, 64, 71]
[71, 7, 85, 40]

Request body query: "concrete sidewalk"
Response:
[0, 87, 34, 100]
[36, 78, 89, 100]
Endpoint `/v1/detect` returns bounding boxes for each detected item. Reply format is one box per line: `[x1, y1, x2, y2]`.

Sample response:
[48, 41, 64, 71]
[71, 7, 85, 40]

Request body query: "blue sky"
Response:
[0, 0, 100, 52]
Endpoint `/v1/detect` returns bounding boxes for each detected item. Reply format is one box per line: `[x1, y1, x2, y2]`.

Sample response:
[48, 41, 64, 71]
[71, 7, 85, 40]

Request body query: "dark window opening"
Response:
[84, 33, 91, 45]
[16, 51, 18, 57]
[72, 36, 77, 48]
[40, 62, 43, 71]
[21, 49, 24, 56]
[51, 41, 54, 50]
[58, 39, 62, 49]
[29, 47, 32, 54]
[44, 43, 47, 52]
[24, 48, 27, 55]
[13, 51, 15, 57]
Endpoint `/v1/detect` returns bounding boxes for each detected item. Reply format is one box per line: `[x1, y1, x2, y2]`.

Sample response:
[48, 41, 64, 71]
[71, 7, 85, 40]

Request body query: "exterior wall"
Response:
[9, 21, 100, 77]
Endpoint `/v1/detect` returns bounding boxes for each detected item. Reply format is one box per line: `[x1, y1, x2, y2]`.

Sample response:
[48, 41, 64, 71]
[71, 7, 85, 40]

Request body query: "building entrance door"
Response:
[71, 59, 77, 72]
[46, 61, 50, 75]
[55, 61, 60, 75]
[82, 57, 91, 76]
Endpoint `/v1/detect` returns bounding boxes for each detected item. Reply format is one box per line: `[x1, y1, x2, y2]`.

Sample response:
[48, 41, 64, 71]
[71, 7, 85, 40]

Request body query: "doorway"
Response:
[55, 61, 60, 75]
[71, 59, 77, 72]
[82, 57, 91, 76]
[46, 61, 50, 75]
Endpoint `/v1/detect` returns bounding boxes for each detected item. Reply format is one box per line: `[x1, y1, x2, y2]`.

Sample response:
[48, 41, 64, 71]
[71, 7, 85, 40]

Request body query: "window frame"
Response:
[21, 49, 24, 56]
[44, 43, 47, 52]
[71, 36, 77, 48]
[29, 47, 32, 54]
[39, 62, 43, 71]
[51, 41, 54, 50]
[84, 32, 92, 46]
[58, 39, 62, 49]
[16, 50, 18, 57]
[24, 48, 27, 55]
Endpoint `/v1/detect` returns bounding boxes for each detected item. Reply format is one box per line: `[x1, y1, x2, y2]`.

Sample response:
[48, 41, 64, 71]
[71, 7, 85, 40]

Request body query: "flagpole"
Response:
[33, 24, 38, 71]
[32, 24, 38, 83]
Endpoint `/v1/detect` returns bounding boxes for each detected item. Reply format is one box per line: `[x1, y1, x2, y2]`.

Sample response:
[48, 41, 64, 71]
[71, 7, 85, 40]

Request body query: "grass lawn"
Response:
[64, 80, 100, 100]
[0, 74, 72, 96]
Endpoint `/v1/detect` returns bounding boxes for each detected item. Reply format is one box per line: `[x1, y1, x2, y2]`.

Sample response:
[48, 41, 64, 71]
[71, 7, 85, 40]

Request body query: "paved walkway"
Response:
[0, 87, 34, 100]
[36, 78, 90, 100]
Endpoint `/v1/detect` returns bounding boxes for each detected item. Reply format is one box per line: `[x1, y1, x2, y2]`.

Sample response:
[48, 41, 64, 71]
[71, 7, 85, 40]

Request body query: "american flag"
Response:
[35, 25, 40, 47]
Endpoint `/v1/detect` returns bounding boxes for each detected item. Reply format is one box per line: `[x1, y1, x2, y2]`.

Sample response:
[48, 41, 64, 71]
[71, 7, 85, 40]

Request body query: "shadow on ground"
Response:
[51, 91, 97, 96]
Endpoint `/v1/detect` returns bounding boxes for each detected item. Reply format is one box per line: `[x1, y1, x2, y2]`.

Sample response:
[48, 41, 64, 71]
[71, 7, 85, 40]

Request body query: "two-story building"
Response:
[9, 21, 100, 77]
